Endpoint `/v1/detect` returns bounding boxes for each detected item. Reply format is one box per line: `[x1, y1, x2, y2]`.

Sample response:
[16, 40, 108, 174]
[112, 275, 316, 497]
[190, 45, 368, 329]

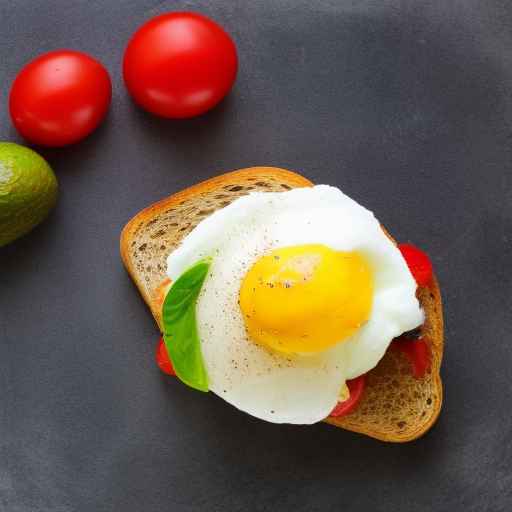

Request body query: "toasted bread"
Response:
[120, 167, 443, 442]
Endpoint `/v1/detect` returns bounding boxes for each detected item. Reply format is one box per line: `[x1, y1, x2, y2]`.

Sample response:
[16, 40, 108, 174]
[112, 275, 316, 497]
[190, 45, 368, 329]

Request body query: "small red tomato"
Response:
[123, 12, 238, 118]
[391, 338, 431, 379]
[398, 243, 433, 287]
[156, 337, 175, 376]
[9, 50, 112, 147]
[329, 374, 367, 417]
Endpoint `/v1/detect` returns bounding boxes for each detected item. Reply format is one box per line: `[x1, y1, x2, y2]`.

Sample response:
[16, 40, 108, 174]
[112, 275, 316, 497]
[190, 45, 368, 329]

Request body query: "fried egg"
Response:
[166, 185, 423, 424]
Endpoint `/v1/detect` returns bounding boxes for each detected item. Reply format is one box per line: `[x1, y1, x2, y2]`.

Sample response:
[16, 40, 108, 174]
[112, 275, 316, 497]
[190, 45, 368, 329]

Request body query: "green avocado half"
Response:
[0, 142, 58, 247]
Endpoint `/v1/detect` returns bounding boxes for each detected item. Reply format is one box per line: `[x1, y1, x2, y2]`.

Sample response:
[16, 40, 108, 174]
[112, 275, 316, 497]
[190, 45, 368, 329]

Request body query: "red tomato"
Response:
[398, 243, 433, 287]
[156, 337, 176, 376]
[9, 50, 111, 147]
[391, 337, 431, 379]
[123, 12, 238, 118]
[329, 374, 367, 417]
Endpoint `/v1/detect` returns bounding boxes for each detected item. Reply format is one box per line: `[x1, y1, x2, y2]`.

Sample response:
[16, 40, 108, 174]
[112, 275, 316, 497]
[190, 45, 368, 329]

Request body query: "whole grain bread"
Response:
[120, 166, 443, 442]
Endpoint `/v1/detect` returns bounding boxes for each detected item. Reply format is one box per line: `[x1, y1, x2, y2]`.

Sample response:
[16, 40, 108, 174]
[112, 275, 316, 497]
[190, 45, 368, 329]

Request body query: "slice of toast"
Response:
[120, 166, 443, 442]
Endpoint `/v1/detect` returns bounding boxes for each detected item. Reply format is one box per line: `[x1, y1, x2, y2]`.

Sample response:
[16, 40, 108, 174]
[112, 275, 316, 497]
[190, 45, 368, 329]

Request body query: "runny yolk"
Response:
[239, 244, 373, 354]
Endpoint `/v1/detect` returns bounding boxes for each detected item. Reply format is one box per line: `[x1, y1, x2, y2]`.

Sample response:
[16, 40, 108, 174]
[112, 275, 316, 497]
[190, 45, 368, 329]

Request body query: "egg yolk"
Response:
[239, 244, 373, 354]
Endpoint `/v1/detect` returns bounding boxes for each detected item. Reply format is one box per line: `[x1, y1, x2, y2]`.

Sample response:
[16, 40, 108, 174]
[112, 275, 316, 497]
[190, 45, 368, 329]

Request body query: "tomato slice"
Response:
[156, 337, 175, 376]
[329, 374, 366, 417]
[391, 337, 431, 379]
[398, 243, 433, 287]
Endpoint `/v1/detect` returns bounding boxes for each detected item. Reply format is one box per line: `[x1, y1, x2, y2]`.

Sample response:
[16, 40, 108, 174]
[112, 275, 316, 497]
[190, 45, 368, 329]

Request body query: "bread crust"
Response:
[120, 167, 312, 327]
[120, 166, 443, 442]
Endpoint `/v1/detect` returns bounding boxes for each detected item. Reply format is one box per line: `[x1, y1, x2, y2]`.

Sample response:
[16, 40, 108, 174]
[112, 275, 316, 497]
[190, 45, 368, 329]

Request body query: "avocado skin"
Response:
[0, 142, 58, 247]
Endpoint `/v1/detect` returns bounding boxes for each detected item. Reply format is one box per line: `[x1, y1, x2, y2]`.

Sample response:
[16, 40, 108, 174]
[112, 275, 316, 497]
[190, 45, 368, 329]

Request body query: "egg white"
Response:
[166, 185, 423, 424]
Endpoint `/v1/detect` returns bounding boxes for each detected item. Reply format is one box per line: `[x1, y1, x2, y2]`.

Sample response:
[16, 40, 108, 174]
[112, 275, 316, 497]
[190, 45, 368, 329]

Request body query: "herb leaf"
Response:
[162, 259, 211, 391]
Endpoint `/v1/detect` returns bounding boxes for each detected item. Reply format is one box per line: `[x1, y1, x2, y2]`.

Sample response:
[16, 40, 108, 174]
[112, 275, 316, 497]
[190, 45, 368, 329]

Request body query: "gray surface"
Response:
[1, 1, 511, 511]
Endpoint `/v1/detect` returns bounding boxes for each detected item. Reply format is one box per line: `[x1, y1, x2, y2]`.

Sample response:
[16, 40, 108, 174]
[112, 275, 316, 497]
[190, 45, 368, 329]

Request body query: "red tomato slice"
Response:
[9, 50, 111, 147]
[156, 337, 175, 376]
[391, 337, 431, 379]
[329, 374, 366, 417]
[398, 243, 433, 287]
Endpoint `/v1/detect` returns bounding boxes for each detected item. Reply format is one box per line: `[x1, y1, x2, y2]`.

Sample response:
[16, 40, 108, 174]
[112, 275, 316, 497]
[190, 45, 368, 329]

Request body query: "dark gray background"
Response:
[1, 1, 511, 510]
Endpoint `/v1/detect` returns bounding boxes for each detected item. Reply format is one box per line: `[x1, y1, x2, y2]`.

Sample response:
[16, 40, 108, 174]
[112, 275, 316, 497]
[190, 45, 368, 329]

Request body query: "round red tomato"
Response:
[123, 12, 238, 118]
[9, 50, 112, 147]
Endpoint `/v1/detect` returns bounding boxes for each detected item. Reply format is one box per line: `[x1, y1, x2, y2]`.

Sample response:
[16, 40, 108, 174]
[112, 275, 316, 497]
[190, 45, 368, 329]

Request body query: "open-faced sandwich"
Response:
[120, 167, 443, 442]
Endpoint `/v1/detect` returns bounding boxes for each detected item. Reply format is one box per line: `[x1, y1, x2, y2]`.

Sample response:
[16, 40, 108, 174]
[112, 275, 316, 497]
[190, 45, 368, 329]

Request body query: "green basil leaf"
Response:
[162, 259, 211, 392]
